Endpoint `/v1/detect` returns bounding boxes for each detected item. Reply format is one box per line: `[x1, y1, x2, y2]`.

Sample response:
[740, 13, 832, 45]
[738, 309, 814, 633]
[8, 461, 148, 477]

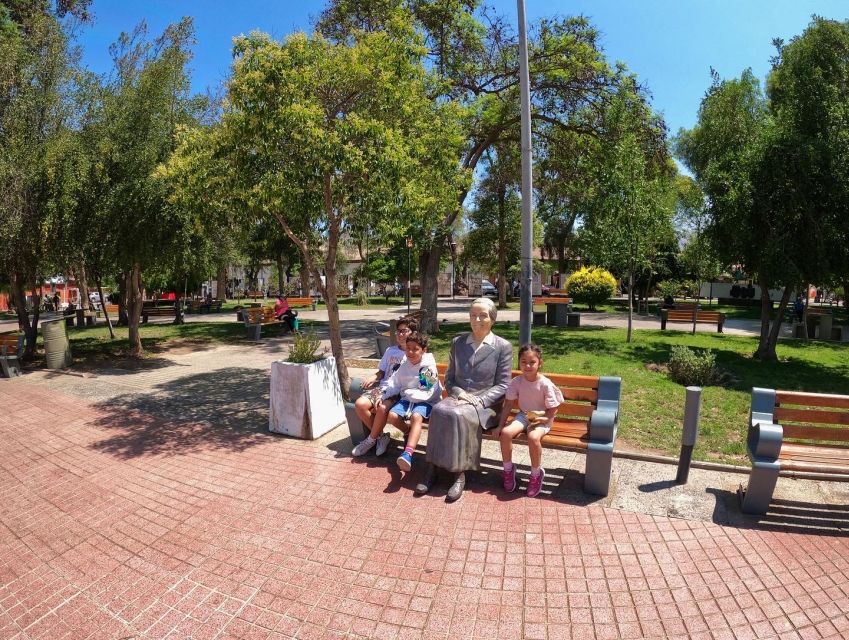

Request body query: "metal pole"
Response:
[676, 386, 702, 484]
[406, 236, 412, 314]
[517, 0, 534, 346]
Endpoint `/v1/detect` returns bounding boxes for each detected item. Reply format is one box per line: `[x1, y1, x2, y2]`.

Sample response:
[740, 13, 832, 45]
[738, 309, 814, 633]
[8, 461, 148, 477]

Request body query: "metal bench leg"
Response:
[585, 441, 613, 496]
[245, 324, 261, 341]
[741, 461, 780, 515]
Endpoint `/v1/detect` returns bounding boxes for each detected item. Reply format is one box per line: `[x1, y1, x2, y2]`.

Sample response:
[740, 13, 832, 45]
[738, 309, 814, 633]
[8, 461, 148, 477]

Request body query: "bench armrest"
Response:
[747, 420, 783, 462]
[588, 376, 621, 444]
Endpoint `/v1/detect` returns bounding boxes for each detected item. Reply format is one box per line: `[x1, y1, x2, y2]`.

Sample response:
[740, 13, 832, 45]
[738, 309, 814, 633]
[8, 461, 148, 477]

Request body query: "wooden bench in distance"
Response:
[243, 306, 281, 340]
[347, 364, 621, 496]
[286, 296, 316, 311]
[661, 308, 725, 333]
[199, 299, 223, 313]
[141, 305, 183, 324]
[742, 387, 849, 514]
[0, 332, 25, 377]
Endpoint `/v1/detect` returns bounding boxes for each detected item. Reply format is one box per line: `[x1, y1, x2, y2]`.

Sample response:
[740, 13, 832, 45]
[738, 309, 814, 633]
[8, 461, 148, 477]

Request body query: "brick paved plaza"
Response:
[1, 341, 848, 639]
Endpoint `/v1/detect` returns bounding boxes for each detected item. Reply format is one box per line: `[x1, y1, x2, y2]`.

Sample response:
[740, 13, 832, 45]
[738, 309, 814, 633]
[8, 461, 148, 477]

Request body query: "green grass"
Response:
[427, 323, 849, 465]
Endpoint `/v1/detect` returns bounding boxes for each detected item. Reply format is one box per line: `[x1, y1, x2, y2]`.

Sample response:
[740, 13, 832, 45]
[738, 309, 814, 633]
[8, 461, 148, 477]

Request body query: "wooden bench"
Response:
[0, 332, 25, 378]
[141, 305, 184, 324]
[286, 296, 316, 311]
[661, 308, 725, 333]
[346, 364, 621, 496]
[742, 387, 849, 514]
[245, 290, 265, 300]
[199, 299, 223, 314]
[243, 306, 284, 340]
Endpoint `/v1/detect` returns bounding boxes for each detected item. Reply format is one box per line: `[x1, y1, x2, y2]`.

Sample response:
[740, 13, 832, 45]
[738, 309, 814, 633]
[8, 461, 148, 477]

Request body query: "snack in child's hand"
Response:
[525, 410, 542, 425]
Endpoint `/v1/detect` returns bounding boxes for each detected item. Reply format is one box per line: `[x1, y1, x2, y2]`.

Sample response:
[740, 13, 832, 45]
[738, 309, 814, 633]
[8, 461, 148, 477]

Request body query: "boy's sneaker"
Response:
[352, 437, 376, 457]
[397, 451, 413, 472]
[502, 465, 517, 492]
[375, 434, 391, 457]
[527, 468, 545, 498]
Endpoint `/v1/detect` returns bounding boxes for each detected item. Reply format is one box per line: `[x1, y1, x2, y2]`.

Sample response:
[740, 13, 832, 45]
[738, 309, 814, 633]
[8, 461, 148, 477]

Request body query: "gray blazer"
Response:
[445, 332, 513, 412]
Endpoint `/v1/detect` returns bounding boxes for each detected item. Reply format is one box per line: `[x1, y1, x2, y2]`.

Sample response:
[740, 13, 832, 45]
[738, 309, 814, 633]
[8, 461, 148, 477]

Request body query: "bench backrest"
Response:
[0, 333, 24, 356]
[104, 304, 120, 313]
[772, 390, 849, 445]
[287, 297, 313, 307]
[665, 310, 723, 322]
[245, 307, 276, 324]
[433, 363, 613, 440]
[534, 297, 572, 305]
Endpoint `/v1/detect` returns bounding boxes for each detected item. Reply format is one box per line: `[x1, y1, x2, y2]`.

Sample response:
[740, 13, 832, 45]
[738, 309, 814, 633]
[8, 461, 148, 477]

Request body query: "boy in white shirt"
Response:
[354, 315, 416, 456]
[352, 332, 442, 472]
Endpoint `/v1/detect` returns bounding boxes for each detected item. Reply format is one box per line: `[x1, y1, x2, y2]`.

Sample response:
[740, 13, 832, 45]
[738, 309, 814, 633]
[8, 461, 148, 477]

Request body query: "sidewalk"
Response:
[1, 339, 848, 639]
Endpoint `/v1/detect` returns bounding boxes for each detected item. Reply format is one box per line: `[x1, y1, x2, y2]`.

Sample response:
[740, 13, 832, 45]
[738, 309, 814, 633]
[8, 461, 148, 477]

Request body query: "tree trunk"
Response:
[97, 278, 115, 340]
[10, 272, 38, 360]
[126, 263, 143, 357]
[754, 280, 792, 361]
[692, 278, 700, 335]
[418, 243, 443, 334]
[299, 265, 310, 298]
[276, 253, 285, 296]
[77, 264, 89, 310]
[626, 271, 634, 342]
[217, 263, 228, 301]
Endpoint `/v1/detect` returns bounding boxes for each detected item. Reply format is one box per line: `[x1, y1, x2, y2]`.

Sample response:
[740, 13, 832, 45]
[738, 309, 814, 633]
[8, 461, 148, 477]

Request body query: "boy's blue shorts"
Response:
[390, 398, 432, 419]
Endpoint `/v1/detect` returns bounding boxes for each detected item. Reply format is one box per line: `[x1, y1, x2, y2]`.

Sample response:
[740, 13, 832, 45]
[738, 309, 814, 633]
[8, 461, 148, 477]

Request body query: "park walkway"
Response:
[1, 336, 849, 639]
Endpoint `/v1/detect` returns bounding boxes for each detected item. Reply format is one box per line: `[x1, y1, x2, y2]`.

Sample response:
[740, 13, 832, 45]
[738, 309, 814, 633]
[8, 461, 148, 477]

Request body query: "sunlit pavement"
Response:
[2, 341, 849, 639]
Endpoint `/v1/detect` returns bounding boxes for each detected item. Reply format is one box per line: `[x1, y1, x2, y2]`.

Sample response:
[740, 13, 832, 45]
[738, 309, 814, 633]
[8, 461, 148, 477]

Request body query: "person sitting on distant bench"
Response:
[273, 295, 297, 331]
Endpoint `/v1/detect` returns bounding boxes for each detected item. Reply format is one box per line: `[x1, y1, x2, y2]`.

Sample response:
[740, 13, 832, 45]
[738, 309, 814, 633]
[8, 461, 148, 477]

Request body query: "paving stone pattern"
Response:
[2, 374, 849, 640]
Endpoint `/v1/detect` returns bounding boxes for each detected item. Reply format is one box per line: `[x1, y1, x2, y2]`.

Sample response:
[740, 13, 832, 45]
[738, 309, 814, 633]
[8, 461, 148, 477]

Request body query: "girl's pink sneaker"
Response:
[527, 468, 545, 498]
[502, 465, 517, 492]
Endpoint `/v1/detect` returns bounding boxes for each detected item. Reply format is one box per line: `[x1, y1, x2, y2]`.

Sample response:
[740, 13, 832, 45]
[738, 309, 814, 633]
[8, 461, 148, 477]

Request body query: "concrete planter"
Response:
[269, 356, 346, 439]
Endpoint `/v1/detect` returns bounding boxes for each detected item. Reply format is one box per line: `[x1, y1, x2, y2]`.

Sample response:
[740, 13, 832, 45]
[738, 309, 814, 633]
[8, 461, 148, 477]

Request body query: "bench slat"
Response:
[555, 402, 595, 418]
[666, 311, 722, 321]
[781, 424, 849, 442]
[776, 391, 849, 410]
[779, 443, 849, 471]
[775, 407, 849, 427]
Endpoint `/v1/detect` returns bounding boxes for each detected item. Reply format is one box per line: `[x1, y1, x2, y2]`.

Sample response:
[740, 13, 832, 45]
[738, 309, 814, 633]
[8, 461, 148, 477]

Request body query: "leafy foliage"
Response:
[667, 346, 719, 387]
[565, 266, 616, 310]
[288, 329, 325, 364]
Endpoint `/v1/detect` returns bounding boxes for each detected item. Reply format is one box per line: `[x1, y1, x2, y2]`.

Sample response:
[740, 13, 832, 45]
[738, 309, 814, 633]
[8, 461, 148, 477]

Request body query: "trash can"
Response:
[42, 318, 71, 369]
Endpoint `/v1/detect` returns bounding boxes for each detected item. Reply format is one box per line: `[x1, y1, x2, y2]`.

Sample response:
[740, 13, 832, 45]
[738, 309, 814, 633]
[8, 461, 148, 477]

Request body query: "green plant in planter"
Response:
[288, 329, 326, 364]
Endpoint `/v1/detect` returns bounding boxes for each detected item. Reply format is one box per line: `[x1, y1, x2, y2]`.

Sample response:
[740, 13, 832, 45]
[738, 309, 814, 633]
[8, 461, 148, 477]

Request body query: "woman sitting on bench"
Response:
[273, 295, 298, 332]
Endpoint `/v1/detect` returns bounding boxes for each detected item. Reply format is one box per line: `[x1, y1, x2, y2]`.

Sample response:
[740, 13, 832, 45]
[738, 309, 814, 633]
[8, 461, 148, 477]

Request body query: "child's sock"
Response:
[364, 435, 376, 445]
[504, 461, 514, 472]
[404, 445, 415, 455]
[531, 466, 541, 477]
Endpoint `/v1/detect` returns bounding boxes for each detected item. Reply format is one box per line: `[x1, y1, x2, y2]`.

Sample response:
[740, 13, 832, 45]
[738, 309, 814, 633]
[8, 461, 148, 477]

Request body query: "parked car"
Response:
[481, 279, 497, 297]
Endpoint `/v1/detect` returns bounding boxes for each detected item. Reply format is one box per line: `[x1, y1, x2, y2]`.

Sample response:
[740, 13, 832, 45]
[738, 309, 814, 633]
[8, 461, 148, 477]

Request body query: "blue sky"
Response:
[76, 0, 848, 136]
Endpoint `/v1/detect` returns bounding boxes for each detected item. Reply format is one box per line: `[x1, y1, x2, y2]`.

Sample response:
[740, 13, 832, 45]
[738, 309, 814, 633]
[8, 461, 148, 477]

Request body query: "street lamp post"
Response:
[517, 0, 534, 345]
[450, 240, 457, 301]
[406, 236, 413, 314]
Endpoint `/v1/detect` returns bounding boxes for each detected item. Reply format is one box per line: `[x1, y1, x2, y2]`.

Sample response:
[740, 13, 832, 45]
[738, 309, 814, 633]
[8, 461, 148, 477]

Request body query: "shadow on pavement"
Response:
[89, 367, 271, 459]
[708, 487, 849, 536]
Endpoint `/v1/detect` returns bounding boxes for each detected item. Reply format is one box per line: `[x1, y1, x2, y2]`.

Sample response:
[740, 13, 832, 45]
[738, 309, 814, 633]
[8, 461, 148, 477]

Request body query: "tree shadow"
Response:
[89, 367, 272, 459]
[707, 487, 849, 537]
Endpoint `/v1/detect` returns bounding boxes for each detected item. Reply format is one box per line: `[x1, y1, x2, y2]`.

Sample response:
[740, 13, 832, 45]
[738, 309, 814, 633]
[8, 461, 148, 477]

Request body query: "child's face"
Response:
[405, 341, 425, 365]
[519, 351, 541, 380]
[395, 324, 411, 348]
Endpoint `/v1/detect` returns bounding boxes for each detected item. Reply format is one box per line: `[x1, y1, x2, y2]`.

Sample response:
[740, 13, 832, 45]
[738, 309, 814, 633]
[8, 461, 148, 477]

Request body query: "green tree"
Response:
[221, 22, 465, 391]
[0, 3, 84, 356]
[581, 90, 675, 342]
[676, 16, 849, 361]
[565, 266, 616, 311]
[317, 3, 663, 333]
[98, 19, 204, 356]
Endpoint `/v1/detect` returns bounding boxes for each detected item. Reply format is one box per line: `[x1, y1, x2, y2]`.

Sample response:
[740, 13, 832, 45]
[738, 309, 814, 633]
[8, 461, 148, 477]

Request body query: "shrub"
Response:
[565, 266, 616, 310]
[667, 346, 718, 387]
[288, 329, 325, 364]
[355, 289, 369, 307]
[656, 280, 680, 300]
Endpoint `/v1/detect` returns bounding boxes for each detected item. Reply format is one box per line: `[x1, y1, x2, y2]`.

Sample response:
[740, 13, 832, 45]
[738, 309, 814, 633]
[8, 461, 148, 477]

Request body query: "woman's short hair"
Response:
[470, 297, 497, 321]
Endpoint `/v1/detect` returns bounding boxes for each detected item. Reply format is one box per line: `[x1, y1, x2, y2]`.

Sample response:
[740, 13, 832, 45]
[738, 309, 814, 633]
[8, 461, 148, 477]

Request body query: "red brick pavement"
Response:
[1, 380, 848, 640]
